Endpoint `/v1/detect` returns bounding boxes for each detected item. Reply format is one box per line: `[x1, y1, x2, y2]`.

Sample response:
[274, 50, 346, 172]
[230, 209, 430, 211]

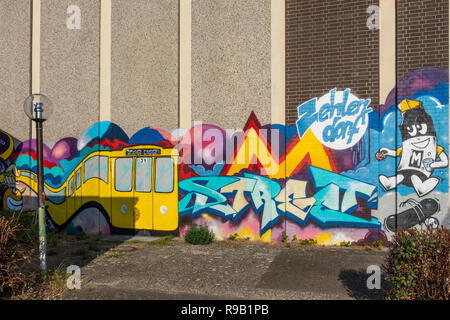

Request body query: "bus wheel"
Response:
[65, 206, 111, 235]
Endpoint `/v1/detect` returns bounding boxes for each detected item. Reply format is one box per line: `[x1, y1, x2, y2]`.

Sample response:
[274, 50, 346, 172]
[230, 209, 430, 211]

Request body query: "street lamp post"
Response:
[24, 94, 52, 277]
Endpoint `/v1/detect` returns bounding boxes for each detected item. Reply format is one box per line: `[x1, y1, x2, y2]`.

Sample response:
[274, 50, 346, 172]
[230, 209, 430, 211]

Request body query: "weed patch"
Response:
[340, 241, 351, 247]
[148, 235, 174, 245]
[299, 238, 317, 246]
[184, 225, 214, 245]
[97, 251, 124, 260]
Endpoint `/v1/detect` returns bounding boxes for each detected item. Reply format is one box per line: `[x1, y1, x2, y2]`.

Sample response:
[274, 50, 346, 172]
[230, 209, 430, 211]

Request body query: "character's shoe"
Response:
[379, 175, 396, 191]
[411, 175, 439, 197]
[384, 198, 440, 232]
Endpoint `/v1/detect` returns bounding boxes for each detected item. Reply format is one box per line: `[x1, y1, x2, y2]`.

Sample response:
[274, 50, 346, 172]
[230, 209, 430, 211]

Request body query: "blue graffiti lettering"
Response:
[243, 173, 281, 235]
[308, 166, 380, 229]
[178, 167, 381, 236]
[179, 176, 239, 219]
[296, 98, 318, 138]
[296, 88, 372, 150]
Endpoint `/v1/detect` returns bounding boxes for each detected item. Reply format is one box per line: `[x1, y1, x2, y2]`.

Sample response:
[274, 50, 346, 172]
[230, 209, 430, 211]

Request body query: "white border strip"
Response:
[100, 0, 111, 122]
[179, 0, 192, 129]
[379, 0, 396, 105]
[271, 0, 285, 125]
[32, 0, 40, 94]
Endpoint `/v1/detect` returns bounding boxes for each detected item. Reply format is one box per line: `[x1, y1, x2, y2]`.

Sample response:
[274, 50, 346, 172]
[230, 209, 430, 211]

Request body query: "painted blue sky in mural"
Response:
[343, 78, 449, 197]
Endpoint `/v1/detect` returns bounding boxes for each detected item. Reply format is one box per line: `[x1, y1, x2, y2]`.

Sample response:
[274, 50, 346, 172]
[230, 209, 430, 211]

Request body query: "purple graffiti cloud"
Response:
[16, 139, 52, 160]
[16, 137, 78, 163]
[179, 124, 229, 172]
[380, 67, 449, 115]
[50, 138, 78, 162]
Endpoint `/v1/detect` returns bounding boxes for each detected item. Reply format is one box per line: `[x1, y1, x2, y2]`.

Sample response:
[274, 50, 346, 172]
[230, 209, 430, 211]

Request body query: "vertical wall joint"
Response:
[179, 0, 192, 129]
[379, 0, 396, 105]
[271, 0, 285, 125]
[100, 0, 112, 122]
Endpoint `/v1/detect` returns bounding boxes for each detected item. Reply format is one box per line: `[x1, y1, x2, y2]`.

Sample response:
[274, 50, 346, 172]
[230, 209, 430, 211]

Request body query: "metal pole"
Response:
[394, 0, 398, 233]
[35, 103, 47, 276]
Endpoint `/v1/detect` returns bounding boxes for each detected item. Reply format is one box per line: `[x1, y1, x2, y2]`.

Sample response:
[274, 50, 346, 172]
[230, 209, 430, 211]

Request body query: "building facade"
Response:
[0, 0, 448, 244]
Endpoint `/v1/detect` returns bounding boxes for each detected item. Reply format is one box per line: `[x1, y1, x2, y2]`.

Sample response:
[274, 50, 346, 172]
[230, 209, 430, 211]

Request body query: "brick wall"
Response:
[397, 0, 449, 79]
[285, 0, 380, 126]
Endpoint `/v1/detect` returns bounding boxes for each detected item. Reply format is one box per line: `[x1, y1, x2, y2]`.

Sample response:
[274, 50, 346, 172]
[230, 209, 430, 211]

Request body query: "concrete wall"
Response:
[1, 0, 272, 140]
[191, 0, 271, 129]
[111, 0, 179, 136]
[0, 0, 31, 142]
[40, 0, 100, 142]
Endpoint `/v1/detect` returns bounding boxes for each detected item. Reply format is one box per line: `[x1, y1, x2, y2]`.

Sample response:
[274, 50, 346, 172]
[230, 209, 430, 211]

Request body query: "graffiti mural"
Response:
[179, 168, 379, 237]
[13, 125, 179, 235]
[0, 130, 23, 212]
[345, 67, 449, 237]
[0, 67, 447, 244]
[376, 98, 448, 197]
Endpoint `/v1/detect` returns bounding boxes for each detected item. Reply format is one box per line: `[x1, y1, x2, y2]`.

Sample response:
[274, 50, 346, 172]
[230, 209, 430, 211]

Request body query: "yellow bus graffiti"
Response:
[16, 145, 179, 233]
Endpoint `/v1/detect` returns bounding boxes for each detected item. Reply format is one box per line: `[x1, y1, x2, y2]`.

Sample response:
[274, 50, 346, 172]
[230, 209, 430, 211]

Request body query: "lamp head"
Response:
[24, 94, 52, 121]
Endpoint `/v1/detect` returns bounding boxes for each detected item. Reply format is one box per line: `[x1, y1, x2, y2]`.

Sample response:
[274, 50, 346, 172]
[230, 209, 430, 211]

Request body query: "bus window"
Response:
[155, 157, 174, 193]
[68, 176, 74, 196]
[135, 157, 152, 192]
[99, 156, 109, 183]
[20, 171, 34, 179]
[76, 168, 81, 189]
[84, 156, 109, 184]
[115, 158, 133, 192]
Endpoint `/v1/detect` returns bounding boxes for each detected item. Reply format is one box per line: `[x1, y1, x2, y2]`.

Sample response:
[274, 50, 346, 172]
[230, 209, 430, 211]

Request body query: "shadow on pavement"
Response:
[338, 269, 390, 300]
[31, 233, 162, 276]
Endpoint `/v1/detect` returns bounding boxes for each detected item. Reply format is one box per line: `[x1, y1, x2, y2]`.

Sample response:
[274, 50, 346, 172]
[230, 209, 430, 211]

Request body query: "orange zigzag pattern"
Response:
[221, 112, 338, 179]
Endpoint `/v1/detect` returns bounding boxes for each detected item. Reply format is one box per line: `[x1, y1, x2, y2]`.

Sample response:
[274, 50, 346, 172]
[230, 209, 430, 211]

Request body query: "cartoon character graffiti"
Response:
[0, 157, 23, 212]
[0, 129, 24, 212]
[376, 99, 448, 197]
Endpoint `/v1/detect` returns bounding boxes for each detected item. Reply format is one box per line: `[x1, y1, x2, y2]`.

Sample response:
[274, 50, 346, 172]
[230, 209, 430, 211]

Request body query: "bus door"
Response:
[133, 157, 153, 230]
[111, 157, 135, 229]
[66, 174, 75, 220]
[153, 157, 178, 231]
[74, 167, 82, 210]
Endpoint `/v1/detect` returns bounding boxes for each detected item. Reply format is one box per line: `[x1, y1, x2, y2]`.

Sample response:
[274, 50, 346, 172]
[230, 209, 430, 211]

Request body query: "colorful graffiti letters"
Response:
[308, 167, 380, 229]
[179, 175, 281, 235]
[179, 176, 240, 219]
[179, 167, 381, 236]
[275, 179, 315, 223]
